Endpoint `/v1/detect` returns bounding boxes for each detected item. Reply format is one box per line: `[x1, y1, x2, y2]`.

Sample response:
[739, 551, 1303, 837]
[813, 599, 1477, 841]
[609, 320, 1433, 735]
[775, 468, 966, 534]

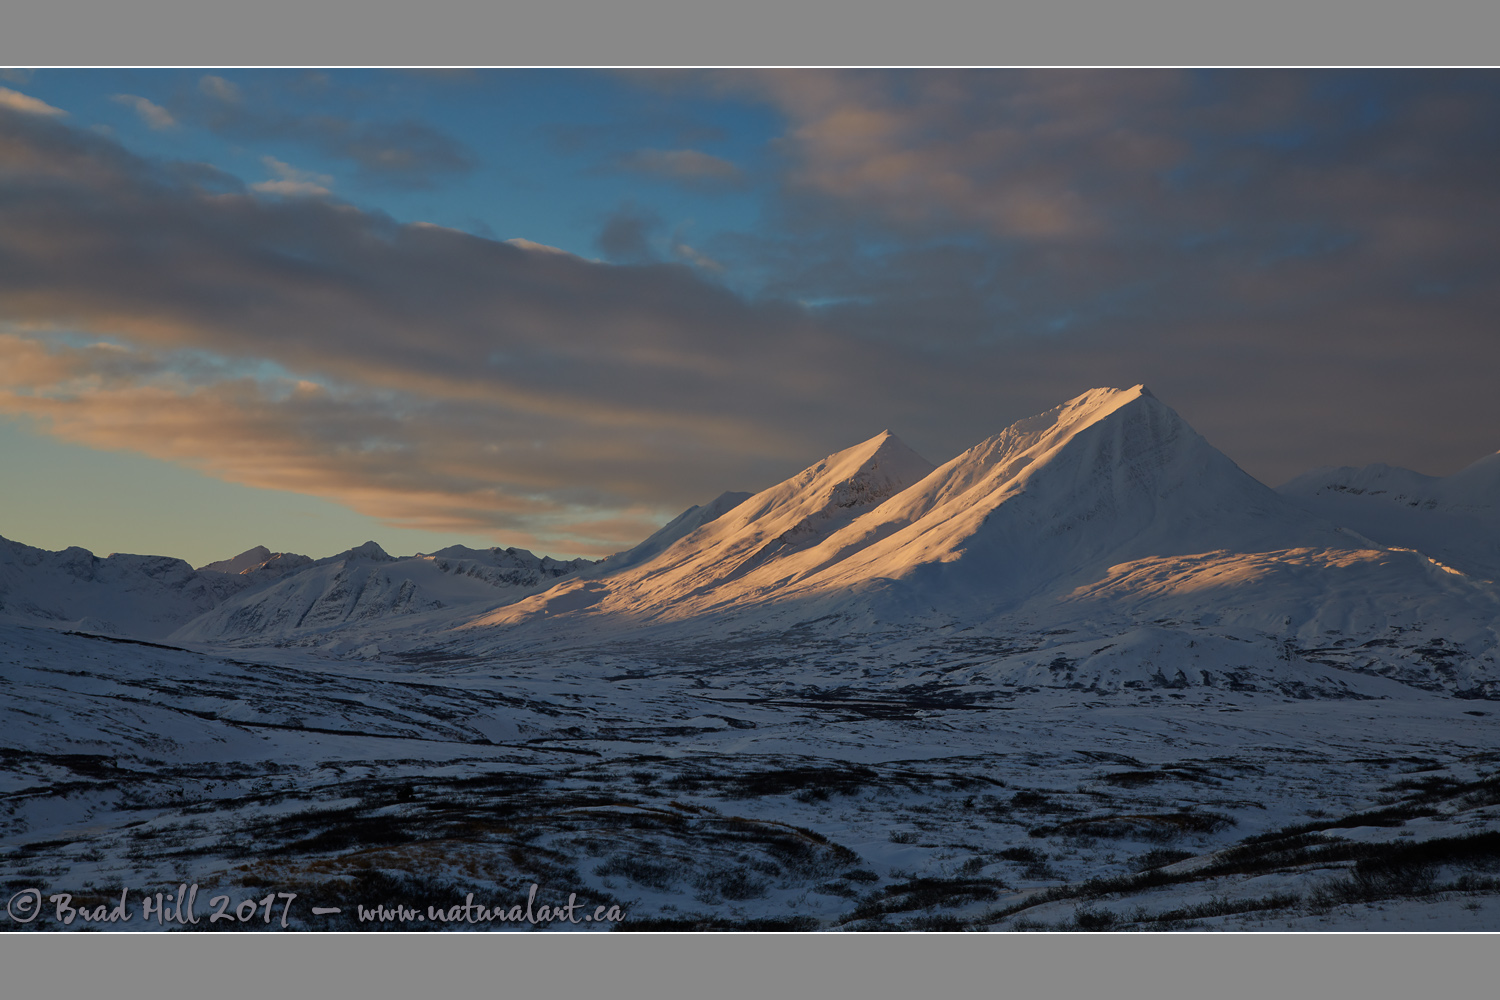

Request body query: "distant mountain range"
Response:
[0, 535, 591, 644]
[4, 385, 1497, 697]
[1278, 452, 1500, 580]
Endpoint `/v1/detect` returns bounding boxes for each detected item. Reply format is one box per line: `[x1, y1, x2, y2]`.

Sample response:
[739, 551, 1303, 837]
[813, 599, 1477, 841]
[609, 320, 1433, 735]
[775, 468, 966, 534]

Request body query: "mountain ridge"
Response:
[1278, 451, 1500, 581]
[467, 385, 1365, 631]
[5, 385, 1498, 702]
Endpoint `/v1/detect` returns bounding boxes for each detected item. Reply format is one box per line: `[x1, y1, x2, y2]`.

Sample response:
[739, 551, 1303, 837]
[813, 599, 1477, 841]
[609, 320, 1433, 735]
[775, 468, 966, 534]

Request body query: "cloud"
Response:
[0, 69, 33, 84]
[250, 155, 333, 197]
[596, 204, 660, 264]
[198, 74, 242, 103]
[617, 147, 743, 185]
[183, 73, 475, 187]
[504, 238, 575, 257]
[0, 86, 65, 117]
[0, 334, 616, 551]
[111, 93, 177, 130]
[682, 69, 1194, 241]
[670, 237, 724, 273]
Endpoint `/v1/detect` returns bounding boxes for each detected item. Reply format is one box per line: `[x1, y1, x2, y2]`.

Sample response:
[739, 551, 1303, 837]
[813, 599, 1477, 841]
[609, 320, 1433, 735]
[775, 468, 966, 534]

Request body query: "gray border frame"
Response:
[4, 0, 1500, 66]
[2, 0, 1496, 995]
[4, 932, 1496, 995]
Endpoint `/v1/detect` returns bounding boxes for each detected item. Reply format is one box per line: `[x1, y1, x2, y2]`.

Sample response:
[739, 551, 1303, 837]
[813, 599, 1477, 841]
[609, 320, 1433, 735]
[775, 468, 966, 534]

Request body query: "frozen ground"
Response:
[4, 621, 1497, 932]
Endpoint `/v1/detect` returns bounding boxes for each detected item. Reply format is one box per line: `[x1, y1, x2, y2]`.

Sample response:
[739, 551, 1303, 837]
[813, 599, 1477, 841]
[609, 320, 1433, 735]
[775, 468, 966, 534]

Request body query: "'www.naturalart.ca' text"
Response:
[7, 883, 623, 929]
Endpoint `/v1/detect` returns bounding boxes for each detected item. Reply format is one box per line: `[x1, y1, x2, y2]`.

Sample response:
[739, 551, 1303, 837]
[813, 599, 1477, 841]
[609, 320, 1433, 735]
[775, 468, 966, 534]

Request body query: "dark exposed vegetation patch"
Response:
[883, 876, 1008, 909]
[14, 838, 77, 853]
[1100, 770, 1164, 788]
[1029, 811, 1235, 842]
[723, 765, 880, 800]
[980, 819, 1500, 931]
[839, 875, 1009, 926]
[594, 855, 680, 891]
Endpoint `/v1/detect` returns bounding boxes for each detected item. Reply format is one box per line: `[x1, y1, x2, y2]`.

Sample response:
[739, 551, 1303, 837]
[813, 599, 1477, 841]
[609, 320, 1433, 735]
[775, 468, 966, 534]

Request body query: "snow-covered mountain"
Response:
[758, 384, 1360, 617]
[1278, 453, 1500, 580]
[587, 490, 753, 575]
[468, 386, 1364, 630]
[198, 545, 314, 580]
[0, 532, 595, 647]
[0, 534, 252, 640]
[434, 385, 1499, 701]
[170, 541, 593, 649]
[467, 426, 937, 629]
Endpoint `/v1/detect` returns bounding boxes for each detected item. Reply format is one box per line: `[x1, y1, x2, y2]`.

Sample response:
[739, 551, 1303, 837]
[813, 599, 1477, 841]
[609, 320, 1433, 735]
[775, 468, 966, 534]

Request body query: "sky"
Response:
[1, 68, 1498, 566]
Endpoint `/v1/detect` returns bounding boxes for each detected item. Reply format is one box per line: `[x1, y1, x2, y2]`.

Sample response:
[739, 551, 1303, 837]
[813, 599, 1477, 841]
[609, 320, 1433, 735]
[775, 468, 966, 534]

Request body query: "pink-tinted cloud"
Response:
[0, 86, 65, 117]
[0, 334, 652, 555]
[681, 70, 1190, 240]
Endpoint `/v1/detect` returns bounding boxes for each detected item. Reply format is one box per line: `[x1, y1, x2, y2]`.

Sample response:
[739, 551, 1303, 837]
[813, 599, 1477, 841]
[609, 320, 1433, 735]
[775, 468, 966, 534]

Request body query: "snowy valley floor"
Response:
[3, 621, 1499, 932]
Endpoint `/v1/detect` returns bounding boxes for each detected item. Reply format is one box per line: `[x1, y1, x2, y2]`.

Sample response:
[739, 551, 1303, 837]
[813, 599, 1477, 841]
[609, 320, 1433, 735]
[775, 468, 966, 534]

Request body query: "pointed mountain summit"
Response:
[340, 541, 394, 562]
[1445, 451, 1500, 508]
[470, 429, 937, 626]
[471, 387, 1357, 631]
[770, 384, 1354, 614]
[709, 429, 936, 560]
[198, 545, 313, 580]
[199, 545, 274, 575]
[590, 490, 754, 575]
[613, 428, 934, 596]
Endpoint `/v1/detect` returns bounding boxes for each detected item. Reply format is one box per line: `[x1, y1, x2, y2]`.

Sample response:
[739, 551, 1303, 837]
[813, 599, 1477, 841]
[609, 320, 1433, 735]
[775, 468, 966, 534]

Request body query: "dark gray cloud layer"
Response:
[595, 203, 661, 264]
[3, 70, 1500, 556]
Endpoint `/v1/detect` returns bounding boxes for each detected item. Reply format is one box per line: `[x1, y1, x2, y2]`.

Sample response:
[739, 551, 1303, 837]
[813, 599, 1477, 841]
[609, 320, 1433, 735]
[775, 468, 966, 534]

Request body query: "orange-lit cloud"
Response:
[0, 87, 66, 117]
[0, 334, 659, 555]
